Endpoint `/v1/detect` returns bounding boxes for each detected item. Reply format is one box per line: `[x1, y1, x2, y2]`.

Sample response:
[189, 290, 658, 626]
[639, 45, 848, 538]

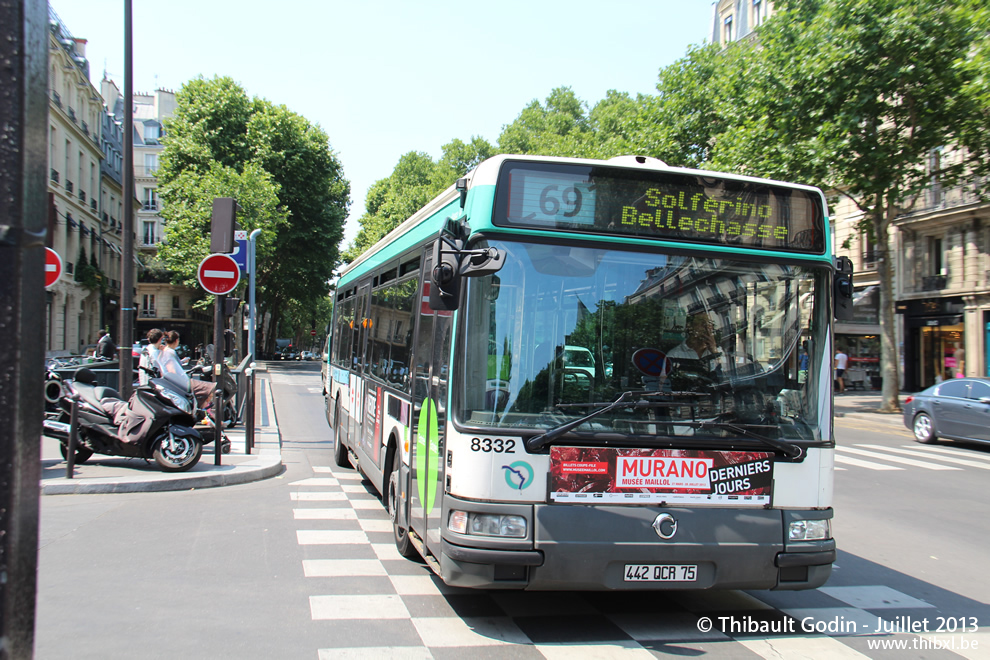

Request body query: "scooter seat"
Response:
[95, 386, 120, 401]
[70, 381, 109, 414]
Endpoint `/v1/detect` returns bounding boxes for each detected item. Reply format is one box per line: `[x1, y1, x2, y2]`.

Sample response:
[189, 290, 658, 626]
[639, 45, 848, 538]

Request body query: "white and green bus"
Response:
[327, 154, 853, 590]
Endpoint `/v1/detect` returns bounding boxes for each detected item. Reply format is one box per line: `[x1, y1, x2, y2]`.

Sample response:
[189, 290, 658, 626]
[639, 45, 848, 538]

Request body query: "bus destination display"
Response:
[498, 162, 826, 254]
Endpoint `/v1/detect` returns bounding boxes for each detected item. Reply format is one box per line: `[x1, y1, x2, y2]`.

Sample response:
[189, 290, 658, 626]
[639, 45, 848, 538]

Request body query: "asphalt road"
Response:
[34, 362, 990, 659]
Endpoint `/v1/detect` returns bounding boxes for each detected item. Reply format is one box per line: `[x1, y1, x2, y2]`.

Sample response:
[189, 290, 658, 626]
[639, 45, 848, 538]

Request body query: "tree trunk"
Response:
[875, 204, 901, 413]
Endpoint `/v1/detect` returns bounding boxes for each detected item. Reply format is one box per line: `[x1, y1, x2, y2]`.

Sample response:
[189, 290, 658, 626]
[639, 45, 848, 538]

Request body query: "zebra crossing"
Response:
[834, 443, 990, 472]
[288, 462, 981, 659]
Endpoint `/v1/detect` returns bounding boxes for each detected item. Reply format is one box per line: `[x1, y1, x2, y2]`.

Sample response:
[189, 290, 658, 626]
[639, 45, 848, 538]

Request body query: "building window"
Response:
[930, 237, 944, 276]
[862, 228, 878, 268]
[142, 294, 155, 318]
[142, 220, 157, 246]
[753, 0, 763, 27]
[723, 15, 734, 43]
[143, 123, 160, 142]
[143, 188, 158, 211]
[144, 153, 158, 176]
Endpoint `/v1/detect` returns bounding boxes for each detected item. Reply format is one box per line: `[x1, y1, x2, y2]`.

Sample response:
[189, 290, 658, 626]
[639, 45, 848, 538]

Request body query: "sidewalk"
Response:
[833, 389, 908, 430]
[40, 366, 282, 495]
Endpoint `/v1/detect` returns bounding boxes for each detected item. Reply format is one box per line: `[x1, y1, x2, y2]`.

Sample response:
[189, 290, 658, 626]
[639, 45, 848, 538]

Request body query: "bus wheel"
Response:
[333, 399, 351, 468]
[388, 455, 418, 559]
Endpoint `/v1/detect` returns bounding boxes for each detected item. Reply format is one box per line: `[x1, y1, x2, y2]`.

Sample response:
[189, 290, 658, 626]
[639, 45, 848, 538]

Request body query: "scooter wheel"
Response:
[59, 444, 93, 464]
[152, 433, 202, 472]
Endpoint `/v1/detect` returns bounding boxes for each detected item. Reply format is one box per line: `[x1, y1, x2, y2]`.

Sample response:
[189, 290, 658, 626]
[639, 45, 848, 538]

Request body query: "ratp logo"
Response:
[502, 461, 534, 491]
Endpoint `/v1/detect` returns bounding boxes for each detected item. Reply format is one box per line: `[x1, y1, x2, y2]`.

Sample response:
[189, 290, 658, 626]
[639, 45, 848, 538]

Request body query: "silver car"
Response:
[903, 377, 990, 445]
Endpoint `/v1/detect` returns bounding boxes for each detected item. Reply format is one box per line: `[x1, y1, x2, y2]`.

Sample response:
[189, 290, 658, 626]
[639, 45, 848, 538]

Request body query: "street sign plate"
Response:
[45, 247, 63, 289]
[232, 230, 248, 272]
[197, 253, 241, 295]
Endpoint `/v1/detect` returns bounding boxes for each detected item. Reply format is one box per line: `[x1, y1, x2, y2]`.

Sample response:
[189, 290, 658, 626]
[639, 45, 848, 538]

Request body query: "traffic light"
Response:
[211, 197, 237, 254]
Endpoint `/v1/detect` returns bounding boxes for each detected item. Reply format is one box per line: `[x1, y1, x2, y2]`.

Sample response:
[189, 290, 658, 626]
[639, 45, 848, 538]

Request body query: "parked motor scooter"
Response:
[188, 359, 238, 428]
[42, 367, 207, 472]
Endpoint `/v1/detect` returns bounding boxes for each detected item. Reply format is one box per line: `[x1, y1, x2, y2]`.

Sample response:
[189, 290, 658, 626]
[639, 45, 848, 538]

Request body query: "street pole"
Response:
[248, 228, 261, 360]
[0, 0, 47, 653]
[118, 0, 135, 400]
[213, 294, 225, 465]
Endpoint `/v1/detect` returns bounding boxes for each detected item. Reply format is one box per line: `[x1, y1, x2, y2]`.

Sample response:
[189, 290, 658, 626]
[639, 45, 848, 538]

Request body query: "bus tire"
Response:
[333, 398, 351, 468]
[387, 453, 418, 559]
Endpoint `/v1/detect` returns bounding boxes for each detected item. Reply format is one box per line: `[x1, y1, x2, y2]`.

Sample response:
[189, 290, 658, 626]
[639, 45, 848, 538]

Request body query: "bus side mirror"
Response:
[429, 235, 461, 311]
[834, 256, 854, 321]
[429, 234, 505, 312]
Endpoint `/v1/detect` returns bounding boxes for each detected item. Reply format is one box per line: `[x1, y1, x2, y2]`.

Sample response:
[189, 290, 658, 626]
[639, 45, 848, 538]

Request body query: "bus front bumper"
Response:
[439, 499, 833, 591]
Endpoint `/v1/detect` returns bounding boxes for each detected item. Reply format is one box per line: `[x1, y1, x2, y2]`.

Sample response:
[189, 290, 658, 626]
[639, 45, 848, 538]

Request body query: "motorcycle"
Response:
[41, 367, 211, 472]
[188, 360, 238, 428]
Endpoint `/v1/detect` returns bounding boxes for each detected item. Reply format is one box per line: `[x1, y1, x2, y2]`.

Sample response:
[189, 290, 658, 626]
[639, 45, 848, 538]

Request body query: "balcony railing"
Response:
[922, 275, 946, 291]
[50, 169, 59, 183]
[51, 90, 62, 108]
[67, 106, 76, 122]
[170, 309, 186, 319]
[139, 309, 156, 318]
[142, 202, 158, 211]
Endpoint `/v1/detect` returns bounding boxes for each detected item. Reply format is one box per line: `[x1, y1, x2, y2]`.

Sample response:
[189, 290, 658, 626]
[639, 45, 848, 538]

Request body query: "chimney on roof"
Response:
[73, 38, 87, 57]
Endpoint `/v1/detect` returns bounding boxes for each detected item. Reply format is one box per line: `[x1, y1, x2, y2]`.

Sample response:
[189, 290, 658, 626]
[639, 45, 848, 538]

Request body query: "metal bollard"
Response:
[66, 393, 80, 479]
[214, 362, 224, 466]
[245, 366, 255, 453]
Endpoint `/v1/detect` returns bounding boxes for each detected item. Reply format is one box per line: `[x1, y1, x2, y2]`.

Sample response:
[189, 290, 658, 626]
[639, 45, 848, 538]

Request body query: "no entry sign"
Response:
[197, 253, 241, 295]
[45, 247, 63, 289]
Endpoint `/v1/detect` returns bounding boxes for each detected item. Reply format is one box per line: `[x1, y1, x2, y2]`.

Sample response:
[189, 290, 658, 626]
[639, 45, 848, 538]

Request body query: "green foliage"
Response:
[74, 245, 103, 292]
[343, 138, 494, 261]
[157, 76, 350, 350]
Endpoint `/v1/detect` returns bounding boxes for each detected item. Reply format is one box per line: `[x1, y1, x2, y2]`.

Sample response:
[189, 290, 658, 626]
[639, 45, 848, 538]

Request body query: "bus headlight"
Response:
[788, 519, 830, 541]
[448, 511, 527, 538]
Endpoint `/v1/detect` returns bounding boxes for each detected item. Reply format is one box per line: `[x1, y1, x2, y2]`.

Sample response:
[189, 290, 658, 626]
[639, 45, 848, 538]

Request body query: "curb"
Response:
[40, 455, 284, 495]
[40, 369, 282, 495]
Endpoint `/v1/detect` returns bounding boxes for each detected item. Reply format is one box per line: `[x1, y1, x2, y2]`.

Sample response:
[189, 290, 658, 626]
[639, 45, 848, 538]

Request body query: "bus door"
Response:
[348, 283, 371, 451]
[409, 279, 452, 557]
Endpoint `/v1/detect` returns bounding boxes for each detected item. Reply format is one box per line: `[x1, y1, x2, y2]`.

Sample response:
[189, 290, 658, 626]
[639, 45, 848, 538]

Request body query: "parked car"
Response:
[903, 377, 990, 445]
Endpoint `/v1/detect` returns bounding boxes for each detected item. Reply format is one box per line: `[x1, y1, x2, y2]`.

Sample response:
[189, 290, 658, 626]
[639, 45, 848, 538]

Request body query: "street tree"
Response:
[716, 0, 987, 412]
[157, 76, 349, 355]
[344, 138, 493, 261]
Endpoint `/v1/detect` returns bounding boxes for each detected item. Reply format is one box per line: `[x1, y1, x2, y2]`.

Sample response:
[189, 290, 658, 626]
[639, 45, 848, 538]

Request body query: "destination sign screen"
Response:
[494, 161, 826, 254]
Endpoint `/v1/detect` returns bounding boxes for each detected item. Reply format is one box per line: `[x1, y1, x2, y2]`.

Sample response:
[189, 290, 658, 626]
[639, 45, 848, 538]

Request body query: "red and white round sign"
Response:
[45, 247, 63, 289]
[197, 253, 241, 295]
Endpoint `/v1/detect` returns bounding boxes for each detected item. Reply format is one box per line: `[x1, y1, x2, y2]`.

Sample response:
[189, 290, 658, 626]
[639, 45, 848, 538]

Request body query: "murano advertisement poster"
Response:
[549, 447, 774, 506]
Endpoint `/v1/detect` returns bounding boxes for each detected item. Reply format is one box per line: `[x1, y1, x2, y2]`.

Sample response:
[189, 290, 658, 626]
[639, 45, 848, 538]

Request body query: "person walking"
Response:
[96, 329, 116, 360]
[834, 347, 849, 394]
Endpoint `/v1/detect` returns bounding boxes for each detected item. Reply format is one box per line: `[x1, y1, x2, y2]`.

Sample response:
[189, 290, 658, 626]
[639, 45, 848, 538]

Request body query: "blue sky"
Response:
[52, 1, 715, 246]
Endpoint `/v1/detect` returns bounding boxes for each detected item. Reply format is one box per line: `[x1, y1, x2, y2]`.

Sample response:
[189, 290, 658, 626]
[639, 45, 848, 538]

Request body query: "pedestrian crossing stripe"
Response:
[834, 454, 903, 470]
[858, 444, 990, 469]
[836, 446, 961, 470]
[904, 444, 990, 462]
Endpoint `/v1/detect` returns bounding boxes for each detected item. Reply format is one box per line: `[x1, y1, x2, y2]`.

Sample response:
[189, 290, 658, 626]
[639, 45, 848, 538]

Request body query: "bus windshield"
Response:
[457, 239, 830, 443]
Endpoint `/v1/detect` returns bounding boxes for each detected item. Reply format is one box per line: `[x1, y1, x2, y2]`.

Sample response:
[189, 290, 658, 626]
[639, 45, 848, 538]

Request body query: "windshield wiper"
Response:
[525, 391, 660, 452]
[694, 420, 803, 459]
